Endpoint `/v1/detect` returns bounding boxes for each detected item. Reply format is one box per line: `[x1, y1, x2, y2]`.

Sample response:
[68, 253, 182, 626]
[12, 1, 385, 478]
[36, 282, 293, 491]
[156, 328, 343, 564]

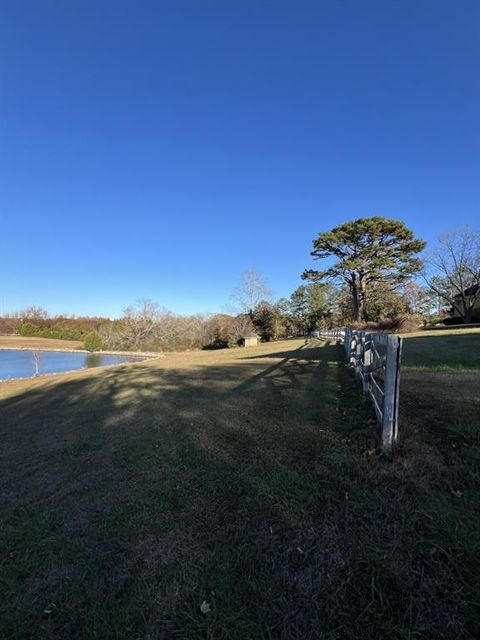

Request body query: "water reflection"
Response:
[85, 354, 102, 368]
[0, 350, 146, 381]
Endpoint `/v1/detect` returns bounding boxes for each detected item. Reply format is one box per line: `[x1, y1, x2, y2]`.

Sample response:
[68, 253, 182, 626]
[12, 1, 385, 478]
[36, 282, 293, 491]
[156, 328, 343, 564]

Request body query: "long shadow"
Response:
[234, 342, 327, 393]
[1, 343, 474, 640]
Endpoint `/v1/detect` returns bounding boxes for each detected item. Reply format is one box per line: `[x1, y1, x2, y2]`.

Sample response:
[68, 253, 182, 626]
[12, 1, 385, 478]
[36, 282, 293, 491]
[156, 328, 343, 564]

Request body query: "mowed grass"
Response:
[0, 338, 479, 640]
[402, 328, 480, 370]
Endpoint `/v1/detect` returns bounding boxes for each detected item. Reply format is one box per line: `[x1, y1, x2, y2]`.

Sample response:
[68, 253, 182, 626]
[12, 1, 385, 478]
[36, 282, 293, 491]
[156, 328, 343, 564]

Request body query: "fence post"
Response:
[355, 331, 363, 378]
[393, 337, 403, 442]
[344, 327, 351, 358]
[362, 335, 372, 394]
[381, 335, 402, 456]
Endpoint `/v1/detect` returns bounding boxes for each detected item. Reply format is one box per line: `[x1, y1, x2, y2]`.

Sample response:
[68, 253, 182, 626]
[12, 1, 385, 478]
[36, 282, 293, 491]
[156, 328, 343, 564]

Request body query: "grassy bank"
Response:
[0, 338, 479, 639]
[402, 327, 480, 370]
[0, 335, 84, 351]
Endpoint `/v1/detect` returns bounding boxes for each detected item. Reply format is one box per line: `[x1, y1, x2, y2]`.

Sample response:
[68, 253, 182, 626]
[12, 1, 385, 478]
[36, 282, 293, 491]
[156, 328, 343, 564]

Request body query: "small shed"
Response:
[240, 332, 260, 347]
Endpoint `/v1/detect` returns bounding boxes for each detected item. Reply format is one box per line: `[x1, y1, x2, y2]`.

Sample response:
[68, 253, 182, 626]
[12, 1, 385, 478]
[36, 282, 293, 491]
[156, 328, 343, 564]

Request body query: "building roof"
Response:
[242, 332, 260, 338]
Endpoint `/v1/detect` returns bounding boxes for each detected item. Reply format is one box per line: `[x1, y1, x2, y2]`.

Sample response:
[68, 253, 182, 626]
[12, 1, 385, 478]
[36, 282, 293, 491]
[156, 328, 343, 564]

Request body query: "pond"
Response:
[0, 349, 146, 381]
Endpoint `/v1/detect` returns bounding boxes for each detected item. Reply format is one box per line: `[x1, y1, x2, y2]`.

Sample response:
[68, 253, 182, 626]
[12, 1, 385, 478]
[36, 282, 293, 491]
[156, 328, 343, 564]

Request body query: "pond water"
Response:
[0, 349, 145, 381]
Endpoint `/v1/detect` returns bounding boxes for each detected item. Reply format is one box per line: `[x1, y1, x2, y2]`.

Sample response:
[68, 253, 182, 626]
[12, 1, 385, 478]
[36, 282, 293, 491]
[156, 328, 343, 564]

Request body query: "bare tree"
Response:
[19, 306, 49, 321]
[32, 351, 42, 376]
[122, 299, 162, 349]
[230, 313, 255, 340]
[231, 270, 272, 316]
[401, 282, 438, 317]
[423, 226, 480, 323]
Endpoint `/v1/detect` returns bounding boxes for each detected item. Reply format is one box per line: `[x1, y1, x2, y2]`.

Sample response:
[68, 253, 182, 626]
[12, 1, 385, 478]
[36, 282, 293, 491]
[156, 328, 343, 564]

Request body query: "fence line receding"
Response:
[316, 328, 403, 455]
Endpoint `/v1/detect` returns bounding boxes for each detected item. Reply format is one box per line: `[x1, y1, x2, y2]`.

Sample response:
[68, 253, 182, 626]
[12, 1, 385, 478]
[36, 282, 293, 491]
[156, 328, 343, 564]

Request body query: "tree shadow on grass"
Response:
[0, 344, 477, 640]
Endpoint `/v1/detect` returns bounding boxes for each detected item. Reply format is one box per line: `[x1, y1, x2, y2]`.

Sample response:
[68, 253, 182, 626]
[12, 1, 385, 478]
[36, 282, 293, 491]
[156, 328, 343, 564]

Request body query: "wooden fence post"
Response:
[362, 335, 372, 394]
[355, 331, 364, 378]
[393, 337, 403, 442]
[381, 335, 402, 455]
[344, 327, 351, 358]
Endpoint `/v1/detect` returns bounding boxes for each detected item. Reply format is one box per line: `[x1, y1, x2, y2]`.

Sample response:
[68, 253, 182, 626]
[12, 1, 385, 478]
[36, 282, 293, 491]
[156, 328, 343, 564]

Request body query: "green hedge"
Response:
[19, 322, 83, 341]
[84, 331, 103, 352]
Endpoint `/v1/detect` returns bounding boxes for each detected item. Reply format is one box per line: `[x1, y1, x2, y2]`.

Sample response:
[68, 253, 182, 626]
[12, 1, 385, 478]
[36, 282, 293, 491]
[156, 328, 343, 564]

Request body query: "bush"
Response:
[84, 331, 103, 352]
[351, 314, 420, 334]
[19, 322, 83, 341]
[18, 322, 42, 337]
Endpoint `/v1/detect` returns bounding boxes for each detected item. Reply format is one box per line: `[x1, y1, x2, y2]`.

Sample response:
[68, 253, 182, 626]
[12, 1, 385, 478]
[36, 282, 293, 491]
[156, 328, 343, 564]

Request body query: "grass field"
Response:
[402, 327, 480, 370]
[0, 335, 84, 351]
[0, 335, 479, 639]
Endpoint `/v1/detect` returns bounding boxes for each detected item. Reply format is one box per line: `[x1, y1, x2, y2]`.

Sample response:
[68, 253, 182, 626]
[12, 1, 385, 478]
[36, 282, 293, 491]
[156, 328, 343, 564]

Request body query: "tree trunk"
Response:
[352, 283, 362, 321]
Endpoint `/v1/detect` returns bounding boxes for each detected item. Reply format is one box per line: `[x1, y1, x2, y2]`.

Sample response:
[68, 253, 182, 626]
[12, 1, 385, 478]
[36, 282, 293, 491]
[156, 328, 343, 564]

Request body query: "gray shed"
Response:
[240, 332, 260, 347]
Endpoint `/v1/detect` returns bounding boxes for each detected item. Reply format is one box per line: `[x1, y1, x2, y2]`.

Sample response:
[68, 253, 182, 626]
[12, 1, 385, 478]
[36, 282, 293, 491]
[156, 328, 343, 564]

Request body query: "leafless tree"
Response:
[122, 299, 163, 349]
[19, 306, 49, 321]
[32, 351, 42, 376]
[231, 270, 272, 315]
[97, 323, 124, 350]
[180, 313, 212, 349]
[423, 226, 480, 323]
[230, 313, 255, 340]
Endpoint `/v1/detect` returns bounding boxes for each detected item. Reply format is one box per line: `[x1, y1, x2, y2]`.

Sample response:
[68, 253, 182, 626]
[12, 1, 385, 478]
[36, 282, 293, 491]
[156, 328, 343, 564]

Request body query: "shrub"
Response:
[18, 322, 42, 337]
[84, 331, 103, 352]
[18, 322, 83, 341]
[351, 314, 420, 334]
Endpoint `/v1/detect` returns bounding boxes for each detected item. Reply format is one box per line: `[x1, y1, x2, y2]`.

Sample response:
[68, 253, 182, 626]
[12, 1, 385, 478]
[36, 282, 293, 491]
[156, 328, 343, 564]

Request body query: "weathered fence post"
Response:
[354, 331, 363, 378]
[381, 335, 403, 455]
[344, 327, 351, 358]
[362, 335, 372, 394]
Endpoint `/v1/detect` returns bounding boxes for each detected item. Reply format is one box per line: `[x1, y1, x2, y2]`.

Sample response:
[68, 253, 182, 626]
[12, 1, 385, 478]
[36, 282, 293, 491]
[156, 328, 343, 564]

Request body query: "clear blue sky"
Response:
[1, 0, 478, 317]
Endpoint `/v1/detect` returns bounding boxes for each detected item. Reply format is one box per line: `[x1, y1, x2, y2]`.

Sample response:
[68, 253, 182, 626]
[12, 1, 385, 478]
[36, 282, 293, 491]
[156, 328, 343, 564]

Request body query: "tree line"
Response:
[1, 218, 478, 352]
[303, 217, 479, 325]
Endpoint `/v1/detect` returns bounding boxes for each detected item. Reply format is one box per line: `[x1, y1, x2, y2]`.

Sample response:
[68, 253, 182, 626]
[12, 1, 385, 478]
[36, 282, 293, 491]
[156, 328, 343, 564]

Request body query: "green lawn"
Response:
[0, 338, 479, 639]
[402, 328, 480, 370]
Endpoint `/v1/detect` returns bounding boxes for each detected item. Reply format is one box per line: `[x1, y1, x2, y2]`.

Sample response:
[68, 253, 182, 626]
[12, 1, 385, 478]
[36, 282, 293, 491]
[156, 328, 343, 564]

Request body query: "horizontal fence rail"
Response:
[316, 327, 403, 455]
[316, 328, 346, 341]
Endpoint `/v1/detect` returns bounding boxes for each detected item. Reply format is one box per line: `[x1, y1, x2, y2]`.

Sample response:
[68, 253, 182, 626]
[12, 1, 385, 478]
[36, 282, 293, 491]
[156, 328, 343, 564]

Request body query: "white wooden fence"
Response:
[316, 328, 346, 342]
[315, 327, 403, 455]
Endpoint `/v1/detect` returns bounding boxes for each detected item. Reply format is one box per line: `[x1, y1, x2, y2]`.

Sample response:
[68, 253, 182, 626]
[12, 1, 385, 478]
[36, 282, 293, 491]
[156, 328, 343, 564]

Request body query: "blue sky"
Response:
[1, 0, 478, 317]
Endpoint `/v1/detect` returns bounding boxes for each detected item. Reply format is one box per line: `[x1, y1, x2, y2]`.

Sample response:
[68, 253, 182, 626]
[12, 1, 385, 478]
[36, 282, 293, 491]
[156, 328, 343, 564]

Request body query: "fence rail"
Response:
[316, 327, 403, 455]
[316, 328, 346, 341]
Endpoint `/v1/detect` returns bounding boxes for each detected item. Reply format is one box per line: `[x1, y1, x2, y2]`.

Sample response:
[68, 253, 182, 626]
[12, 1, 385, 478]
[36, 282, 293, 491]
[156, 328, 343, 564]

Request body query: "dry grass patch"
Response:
[0, 339, 479, 639]
[0, 335, 84, 351]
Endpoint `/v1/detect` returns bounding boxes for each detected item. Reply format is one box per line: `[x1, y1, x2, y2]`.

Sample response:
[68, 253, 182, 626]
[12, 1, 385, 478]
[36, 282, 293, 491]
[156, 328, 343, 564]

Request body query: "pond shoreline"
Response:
[0, 359, 160, 384]
[0, 348, 163, 383]
[0, 346, 162, 357]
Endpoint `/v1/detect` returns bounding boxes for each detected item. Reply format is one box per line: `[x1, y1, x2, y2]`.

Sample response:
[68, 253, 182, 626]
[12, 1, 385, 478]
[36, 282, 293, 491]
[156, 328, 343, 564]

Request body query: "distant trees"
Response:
[401, 282, 438, 319]
[289, 283, 333, 332]
[303, 217, 426, 322]
[423, 226, 480, 323]
[5, 222, 477, 353]
[363, 282, 409, 322]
